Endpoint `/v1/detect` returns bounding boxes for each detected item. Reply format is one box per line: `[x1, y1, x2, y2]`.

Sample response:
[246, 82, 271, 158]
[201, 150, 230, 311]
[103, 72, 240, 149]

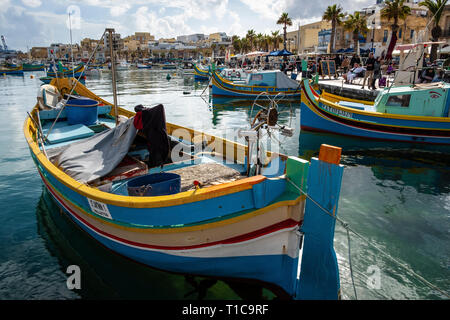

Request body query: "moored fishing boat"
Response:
[24, 75, 345, 299]
[193, 63, 209, 80]
[0, 65, 24, 75]
[47, 63, 85, 78]
[136, 63, 152, 69]
[300, 79, 450, 144]
[211, 70, 301, 99]
[23, 63, 46, 72]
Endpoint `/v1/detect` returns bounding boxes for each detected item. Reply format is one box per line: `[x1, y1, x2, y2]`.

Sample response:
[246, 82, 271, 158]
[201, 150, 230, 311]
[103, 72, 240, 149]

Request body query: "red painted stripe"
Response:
[39, 171, 300, 251]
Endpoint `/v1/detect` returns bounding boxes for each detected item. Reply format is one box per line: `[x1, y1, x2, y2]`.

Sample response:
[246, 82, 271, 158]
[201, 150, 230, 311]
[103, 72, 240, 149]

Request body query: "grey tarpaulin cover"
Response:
[50, 117, 137, 183]
[275, 71, 300, 89]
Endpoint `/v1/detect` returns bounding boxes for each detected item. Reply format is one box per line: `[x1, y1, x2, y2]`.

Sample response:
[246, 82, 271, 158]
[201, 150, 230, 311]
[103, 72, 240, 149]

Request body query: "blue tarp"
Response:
[276, 49, 293, 56]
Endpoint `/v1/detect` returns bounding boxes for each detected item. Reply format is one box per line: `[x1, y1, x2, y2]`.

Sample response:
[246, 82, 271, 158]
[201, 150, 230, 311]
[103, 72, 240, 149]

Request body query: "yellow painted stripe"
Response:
[321, 90, 375, 106]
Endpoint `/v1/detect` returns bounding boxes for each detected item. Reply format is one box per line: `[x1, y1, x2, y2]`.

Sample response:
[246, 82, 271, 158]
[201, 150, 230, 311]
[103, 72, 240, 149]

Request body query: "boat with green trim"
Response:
[211, 70, 301, 99]
[301, 79, 450, 144]
[24, 76, 345, 299]
[47, 63, 85, 78]
[23, 63, 46, 71]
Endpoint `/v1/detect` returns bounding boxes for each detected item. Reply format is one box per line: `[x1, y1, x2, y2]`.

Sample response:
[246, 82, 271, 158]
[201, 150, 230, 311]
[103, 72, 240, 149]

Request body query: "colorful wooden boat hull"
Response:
[211, 71, 301, 99]
[23, 64, 46, 71]
[40, 76, 85, 85]
[47, 64, 85, 78]
[301, 80, 450, 144]
[24, 78, 344, 299]
[193, 64, 209, 80]
[0, 66, 24, 75]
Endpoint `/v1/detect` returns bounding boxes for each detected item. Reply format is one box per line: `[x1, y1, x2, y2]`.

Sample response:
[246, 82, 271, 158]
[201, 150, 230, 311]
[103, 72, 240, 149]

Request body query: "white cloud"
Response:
[239, 0, 288, 20]
[21, 0, 41, 7]
[110, 4, 130, 17]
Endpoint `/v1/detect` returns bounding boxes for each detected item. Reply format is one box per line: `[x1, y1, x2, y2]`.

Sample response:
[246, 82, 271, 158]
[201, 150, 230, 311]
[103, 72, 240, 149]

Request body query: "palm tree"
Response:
[271, 31, 282, 51]
[381, 0, 411, 60]
[344, 12, 369, 57]
[277, 12, 293, 50]
[232, 35, 241, 54]
[419, 0, 448, 62]
[262, 34, 272, 52]
[256, 33, 264, 51]
[323, 4, 345, 53]
[240, 37, 250, 53]
[246, 29, 256, 50]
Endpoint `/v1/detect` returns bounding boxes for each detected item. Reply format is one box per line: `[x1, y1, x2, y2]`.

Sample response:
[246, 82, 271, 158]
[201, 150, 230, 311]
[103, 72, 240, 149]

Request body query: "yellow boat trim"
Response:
[321, 90, 375, 106]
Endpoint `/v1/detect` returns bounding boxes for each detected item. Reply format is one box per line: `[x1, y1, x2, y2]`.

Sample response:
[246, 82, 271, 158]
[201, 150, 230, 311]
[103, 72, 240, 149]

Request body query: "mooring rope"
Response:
[286, 177, 450, 300]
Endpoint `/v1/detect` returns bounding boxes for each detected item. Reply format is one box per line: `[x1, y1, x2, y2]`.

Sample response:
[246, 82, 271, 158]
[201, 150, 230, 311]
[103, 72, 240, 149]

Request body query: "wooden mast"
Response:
[106, 28, 119, 125]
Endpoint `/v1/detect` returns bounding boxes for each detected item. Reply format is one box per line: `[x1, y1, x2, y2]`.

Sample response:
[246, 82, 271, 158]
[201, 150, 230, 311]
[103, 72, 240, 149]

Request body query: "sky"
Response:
[0, 0, 376, 51]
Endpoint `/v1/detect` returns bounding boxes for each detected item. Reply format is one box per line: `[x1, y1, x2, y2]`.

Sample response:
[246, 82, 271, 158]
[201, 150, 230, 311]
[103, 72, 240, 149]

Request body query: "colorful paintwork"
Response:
[47, 63, 85, 78]
[211, 71, 301, 99]
[23, 63, 46, 72]
[0, 66, 24, 76]
[193, 64, 209, 80]
[24, 78, 345, 299]
[300, 80, 450, 144]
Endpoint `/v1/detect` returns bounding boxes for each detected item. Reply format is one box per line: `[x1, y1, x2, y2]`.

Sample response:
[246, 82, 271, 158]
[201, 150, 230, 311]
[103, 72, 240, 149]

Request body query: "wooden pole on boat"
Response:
[295, 144, 343, 299]
[107, 28, 119, 125]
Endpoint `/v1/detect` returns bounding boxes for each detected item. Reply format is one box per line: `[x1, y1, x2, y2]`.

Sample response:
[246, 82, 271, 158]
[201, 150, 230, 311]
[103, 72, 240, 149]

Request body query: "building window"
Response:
[398, 28, 402, 39]
[410, 29, 415, 39]
[383, 30, 388, 43]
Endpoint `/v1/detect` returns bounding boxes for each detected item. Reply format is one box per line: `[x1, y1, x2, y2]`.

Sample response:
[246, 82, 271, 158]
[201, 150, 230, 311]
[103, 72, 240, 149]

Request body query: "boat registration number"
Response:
[322, 105, 352, 119]
[88, 198, 112, 219]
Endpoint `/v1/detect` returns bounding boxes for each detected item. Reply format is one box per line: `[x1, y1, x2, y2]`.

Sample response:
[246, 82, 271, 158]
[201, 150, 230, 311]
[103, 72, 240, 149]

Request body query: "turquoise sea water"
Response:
[0, 69, 448, 300]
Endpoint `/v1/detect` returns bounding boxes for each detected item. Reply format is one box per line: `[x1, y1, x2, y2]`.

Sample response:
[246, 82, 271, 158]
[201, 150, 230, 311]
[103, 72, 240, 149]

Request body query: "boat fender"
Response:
[193, 180, 202, 189]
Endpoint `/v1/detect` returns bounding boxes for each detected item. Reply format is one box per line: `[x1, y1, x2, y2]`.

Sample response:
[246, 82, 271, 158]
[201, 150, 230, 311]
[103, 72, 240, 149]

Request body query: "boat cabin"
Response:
[245, 70, 299, 89]
[374, 82, 450, 117]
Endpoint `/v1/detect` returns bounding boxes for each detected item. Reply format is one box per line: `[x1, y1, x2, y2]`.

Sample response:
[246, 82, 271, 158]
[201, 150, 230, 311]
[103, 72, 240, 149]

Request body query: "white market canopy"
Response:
[245, 51, 268, 57]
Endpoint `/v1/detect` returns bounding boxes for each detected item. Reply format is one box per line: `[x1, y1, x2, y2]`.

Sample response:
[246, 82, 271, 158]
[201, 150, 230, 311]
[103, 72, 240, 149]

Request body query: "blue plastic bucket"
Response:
[127, 173, 181, 196]
[66, 96, 98, 125]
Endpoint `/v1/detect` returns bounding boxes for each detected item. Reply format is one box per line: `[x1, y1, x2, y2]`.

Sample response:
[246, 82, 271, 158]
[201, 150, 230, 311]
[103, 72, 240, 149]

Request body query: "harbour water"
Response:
[0, 69, 448, 299]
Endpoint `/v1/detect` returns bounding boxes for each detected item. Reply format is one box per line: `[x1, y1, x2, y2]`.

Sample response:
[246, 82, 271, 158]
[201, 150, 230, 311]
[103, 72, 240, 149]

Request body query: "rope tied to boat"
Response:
[285, 177, 450, 300]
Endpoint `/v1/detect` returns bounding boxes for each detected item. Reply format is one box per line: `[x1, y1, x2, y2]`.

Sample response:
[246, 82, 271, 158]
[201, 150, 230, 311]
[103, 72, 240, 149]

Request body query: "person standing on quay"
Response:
[362, 52, 375, 89]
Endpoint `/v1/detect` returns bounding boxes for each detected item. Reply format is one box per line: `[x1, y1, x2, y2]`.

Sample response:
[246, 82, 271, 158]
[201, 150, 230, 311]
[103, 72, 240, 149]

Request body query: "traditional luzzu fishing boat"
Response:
[24, 29, 346, 300]
[46, 63, 85, 78]
[24, 77, 345, 299]
[193, 63, 210, 80]
[211, 70, 302, 99]
[301, 78, 450, 144]
[0, 65, 24, 75]
[23, 63, 46, 71]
